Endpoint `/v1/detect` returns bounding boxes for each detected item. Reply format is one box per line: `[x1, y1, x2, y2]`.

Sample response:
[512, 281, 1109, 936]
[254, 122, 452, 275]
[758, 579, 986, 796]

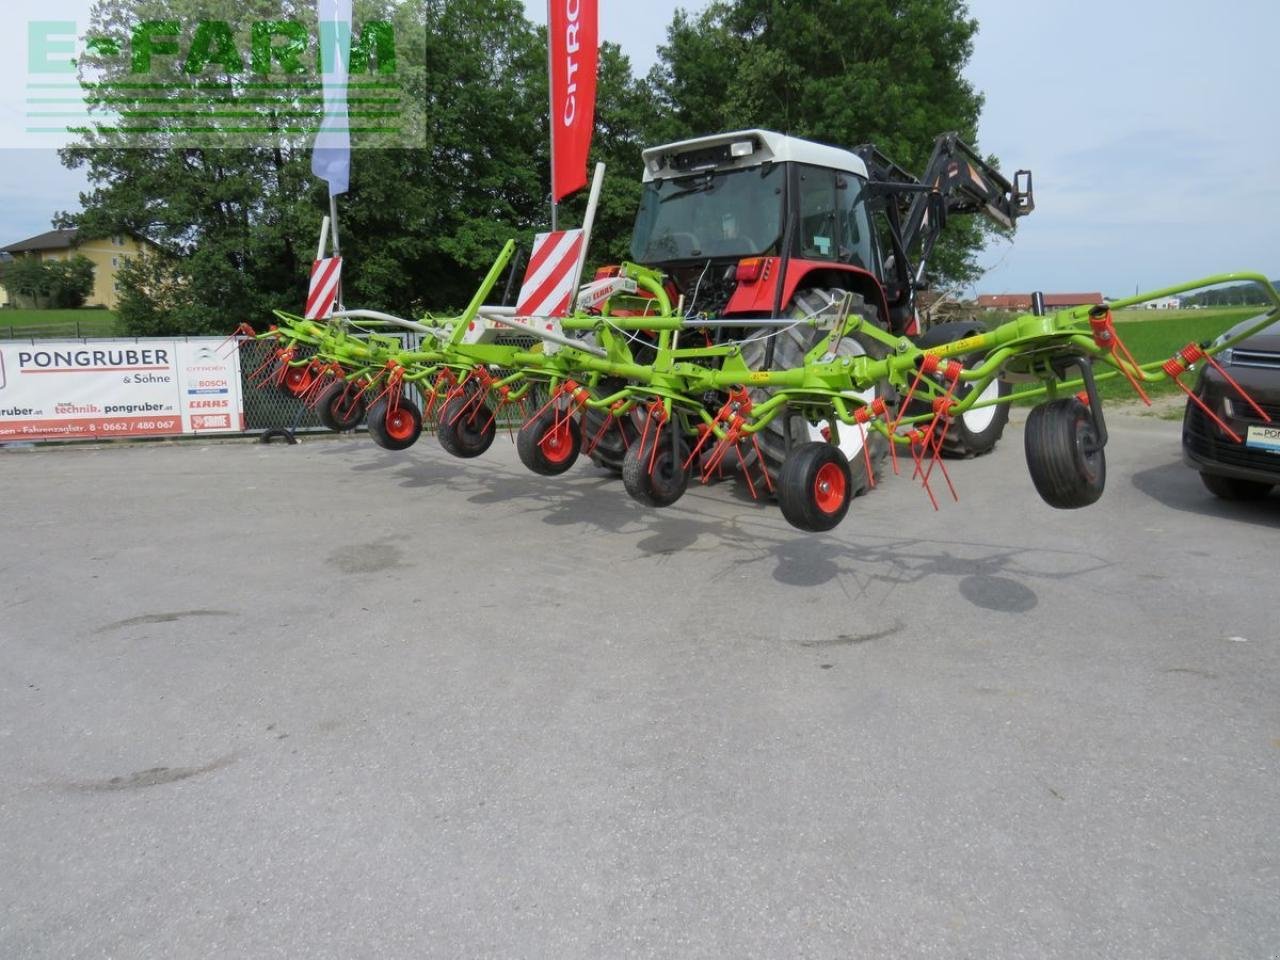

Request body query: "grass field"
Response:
[1012, 306, 1267, 404]
[0, 309, 118, 340]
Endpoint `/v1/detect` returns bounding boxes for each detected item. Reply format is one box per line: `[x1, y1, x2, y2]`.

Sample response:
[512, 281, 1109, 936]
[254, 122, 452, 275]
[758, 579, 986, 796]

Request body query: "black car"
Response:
[1182, 318, 1280, 499]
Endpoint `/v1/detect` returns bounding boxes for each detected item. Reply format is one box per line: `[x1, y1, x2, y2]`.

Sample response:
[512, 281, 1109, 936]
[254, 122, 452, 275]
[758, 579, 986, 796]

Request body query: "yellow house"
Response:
[1, 228, 158, 309]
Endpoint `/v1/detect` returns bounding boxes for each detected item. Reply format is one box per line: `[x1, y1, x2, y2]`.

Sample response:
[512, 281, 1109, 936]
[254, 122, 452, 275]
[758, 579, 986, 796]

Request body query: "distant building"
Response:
[0, 228, 161, 309]
[0, 252, 10, 307]
[1145, 296, 1183, 310]
[975, 292, 1106, 311]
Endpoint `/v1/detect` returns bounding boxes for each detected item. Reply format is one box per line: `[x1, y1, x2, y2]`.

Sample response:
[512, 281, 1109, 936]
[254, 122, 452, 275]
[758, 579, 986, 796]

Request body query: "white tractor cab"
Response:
[623, 128, 1034, 462]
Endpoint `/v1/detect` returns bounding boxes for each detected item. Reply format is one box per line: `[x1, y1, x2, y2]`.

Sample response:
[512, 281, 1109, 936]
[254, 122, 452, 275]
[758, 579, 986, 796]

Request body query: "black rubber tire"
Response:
[738, 289, 888, 498]
[1199, 472, 1274, 500]
[1023, 398, 1106, 508]
[910, 321, 1010, 458]
[622, 426, 690, 507]
[315, 380, 366, 432]
[778, 441, 854, 532]
[517, 408, 582, 475]
[258, 428, 297, 445]
[366, 397, 423, 451]
[581, 377, 640, 474]
[437, 393, 497, 459]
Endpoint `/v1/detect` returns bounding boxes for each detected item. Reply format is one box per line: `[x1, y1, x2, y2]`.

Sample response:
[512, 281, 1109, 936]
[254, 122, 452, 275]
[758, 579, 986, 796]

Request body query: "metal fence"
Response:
[237, 335, 542, 436]
[238, 339, 332, 434]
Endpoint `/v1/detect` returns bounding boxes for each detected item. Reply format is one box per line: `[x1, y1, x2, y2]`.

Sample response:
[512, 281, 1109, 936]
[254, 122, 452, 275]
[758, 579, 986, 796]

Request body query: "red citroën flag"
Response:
[548, 0, 599, 220]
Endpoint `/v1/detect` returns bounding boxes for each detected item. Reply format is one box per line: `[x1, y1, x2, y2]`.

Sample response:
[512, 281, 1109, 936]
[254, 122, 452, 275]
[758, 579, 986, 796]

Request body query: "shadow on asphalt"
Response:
[1130, 460, 1280, 528]
[375, 452, 1108, 613]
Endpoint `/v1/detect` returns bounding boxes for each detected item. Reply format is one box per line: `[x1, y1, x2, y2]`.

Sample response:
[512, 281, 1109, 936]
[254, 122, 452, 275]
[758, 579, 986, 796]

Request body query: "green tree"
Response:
[61, 0, 544, 331]
[0, 257, 52, 307]
[45, 255, 97, 308]
[648, 0, 998, 286]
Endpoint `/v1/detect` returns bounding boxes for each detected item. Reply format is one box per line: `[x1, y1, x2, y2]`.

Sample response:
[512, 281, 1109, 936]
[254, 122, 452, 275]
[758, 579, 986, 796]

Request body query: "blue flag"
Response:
[312, 0, 353, 195]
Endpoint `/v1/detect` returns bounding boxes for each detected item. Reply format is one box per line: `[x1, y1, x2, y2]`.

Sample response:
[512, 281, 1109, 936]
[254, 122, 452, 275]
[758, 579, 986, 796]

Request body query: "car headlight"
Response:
[1218, 347, 1234, 366]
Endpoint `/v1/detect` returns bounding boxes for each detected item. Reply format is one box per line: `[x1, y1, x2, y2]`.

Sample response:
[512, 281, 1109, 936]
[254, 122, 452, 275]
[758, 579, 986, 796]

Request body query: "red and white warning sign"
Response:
[516, 230, 584, 318]
[306, 257, 343, 320]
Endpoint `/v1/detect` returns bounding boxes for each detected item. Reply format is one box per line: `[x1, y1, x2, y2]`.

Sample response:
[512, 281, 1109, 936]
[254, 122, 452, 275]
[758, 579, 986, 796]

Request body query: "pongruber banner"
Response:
[0, 339, 244, 443]
[549, 0, 599, 201]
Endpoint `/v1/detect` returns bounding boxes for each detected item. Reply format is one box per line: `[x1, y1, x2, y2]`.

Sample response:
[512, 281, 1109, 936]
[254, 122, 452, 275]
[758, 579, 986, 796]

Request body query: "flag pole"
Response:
[567, 162, 605, 306]
[546, 0, 558, 230]
[329, 191, 343, 310]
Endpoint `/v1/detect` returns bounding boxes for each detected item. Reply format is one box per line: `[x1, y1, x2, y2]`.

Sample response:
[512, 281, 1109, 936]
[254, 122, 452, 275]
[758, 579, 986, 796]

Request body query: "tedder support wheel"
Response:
[367, 397, 423, 451]
[778, 441, 854, 532]
[437, 392, 497, 459]
[738, 289, 888, 498]
[622, 425, 690, 507]
[1199, 472, 1274, 501]
[517, 408, 582, 475]
[316, 380, 366, 432]
[1024, 398, 1106, 508]
[910, 321, 1010, 458]
[580, 376, 640, 474]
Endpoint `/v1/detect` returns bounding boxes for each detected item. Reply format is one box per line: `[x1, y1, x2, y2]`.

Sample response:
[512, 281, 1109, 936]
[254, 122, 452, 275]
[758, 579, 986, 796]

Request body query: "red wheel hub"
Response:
[541, 419, 574, 463]
[285, 368, 309, 394]
[385, 408, 415, 440]
[812, 461, 847, 515]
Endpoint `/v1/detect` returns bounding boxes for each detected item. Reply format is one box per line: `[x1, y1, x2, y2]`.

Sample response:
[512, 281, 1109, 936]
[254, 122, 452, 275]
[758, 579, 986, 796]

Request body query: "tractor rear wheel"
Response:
[910, 321, 1010, 458]
[737, 289, 889, 498]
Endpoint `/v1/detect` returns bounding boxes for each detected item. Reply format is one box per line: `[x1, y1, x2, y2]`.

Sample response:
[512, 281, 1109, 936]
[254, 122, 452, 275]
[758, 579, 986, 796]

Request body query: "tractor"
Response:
[581, 128, 1034, 493]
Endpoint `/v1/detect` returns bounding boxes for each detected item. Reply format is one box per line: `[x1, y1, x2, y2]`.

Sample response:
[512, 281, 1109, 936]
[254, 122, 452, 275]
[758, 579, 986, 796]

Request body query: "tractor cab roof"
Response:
[641, 129, 869, 182]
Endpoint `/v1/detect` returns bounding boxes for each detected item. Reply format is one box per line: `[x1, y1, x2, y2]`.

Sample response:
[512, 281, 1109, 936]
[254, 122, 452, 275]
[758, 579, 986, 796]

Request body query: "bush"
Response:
[0, 254, 95, 308]
[45, 255, 96, 308]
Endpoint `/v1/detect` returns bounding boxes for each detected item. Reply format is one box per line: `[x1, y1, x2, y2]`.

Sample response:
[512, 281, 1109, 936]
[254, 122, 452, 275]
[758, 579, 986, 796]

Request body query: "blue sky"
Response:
[4, 1, 1277, 299]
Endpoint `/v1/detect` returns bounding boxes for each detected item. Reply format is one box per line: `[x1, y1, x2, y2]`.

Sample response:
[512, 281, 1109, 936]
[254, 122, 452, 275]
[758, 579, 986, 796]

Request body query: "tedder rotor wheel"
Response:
[622, 425, 690, 508]
[738, 289, 889, 498]
[778, 441, 854, 532]
[366, 397, 423, 451]
[316, 380, 366, 432]
[437, 392, 497, 459]
[580, 376, 640, 474]
[1023, 397, 1106, 508]
[517, 407, 582, 475]
[909, 321, 1010, 458]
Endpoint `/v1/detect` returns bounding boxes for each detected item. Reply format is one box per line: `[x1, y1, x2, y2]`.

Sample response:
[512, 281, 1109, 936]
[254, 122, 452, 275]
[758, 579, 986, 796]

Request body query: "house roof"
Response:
[2, 227, 163, 256]
[2, 228, 81, 253]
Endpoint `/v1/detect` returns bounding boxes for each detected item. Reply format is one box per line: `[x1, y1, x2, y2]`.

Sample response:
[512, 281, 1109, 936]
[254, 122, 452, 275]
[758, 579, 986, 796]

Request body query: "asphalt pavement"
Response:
[1, 412, 1277, 959]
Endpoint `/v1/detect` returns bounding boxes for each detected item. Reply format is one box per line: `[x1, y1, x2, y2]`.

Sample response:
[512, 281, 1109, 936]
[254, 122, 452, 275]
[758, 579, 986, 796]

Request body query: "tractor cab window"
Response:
[795, 165, 876, 270]
[630, 164, 785, 263]
[795, 166, 838, 260]
[836, 176, 876, 271]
